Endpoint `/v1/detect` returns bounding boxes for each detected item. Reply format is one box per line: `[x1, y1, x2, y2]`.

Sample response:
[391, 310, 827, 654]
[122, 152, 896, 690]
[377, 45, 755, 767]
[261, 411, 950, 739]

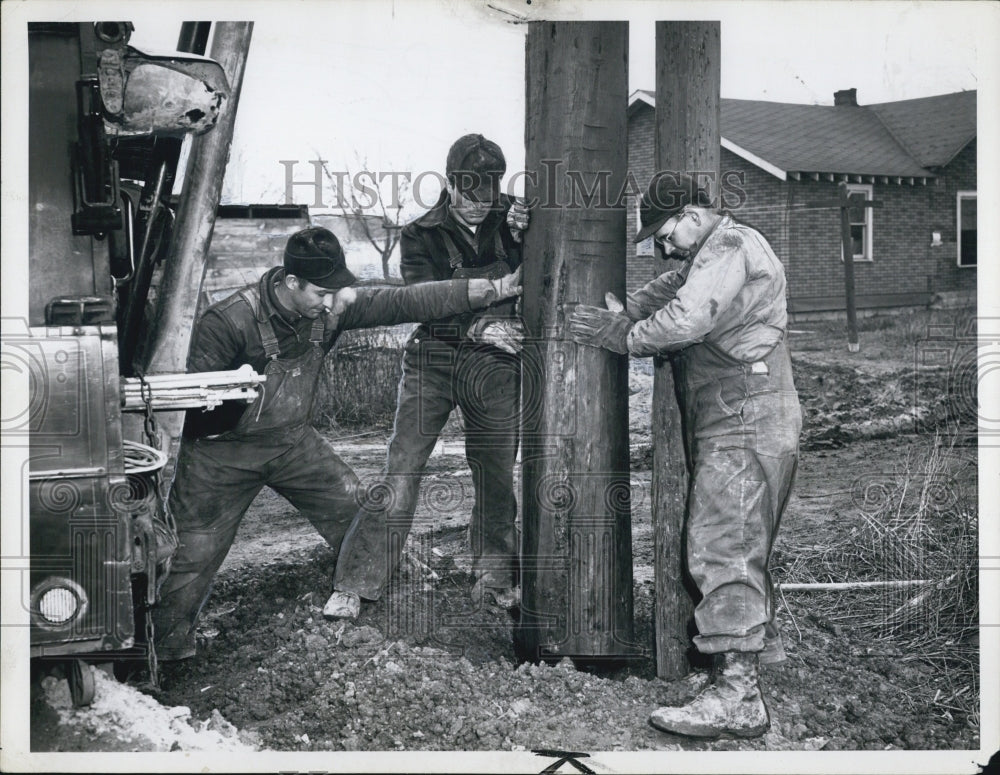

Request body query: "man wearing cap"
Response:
[152, 226, 521, 661]
[569, 173, 801, 739]
[325, 134, 529, 620]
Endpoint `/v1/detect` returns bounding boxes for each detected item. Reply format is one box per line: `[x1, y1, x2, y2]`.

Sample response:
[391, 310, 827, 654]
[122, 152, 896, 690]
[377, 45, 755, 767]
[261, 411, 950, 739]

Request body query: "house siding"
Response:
[626, 102, 976, 311]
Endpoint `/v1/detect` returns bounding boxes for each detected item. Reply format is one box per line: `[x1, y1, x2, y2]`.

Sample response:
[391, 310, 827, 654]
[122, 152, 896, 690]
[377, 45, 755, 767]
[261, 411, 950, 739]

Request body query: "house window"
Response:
[842, 184, 873, 262]
[957, 191, 976, 267]
[635, 200, 655, 257]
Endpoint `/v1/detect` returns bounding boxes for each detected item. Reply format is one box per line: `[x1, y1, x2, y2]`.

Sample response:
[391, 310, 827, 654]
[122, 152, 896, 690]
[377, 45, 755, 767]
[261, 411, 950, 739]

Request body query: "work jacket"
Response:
[400, 189, 522, 344]
[626, 214, 788, 363]
[183, 266, 474, 437]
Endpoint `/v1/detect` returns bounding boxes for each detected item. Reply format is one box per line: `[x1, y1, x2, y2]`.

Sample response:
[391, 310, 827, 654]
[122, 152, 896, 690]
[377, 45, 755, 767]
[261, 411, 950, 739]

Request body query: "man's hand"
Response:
[468, 317, 525, 355]
[467, 266, 522, 308]
[506, 198, 530, 243]
[568, 303, 632, 355]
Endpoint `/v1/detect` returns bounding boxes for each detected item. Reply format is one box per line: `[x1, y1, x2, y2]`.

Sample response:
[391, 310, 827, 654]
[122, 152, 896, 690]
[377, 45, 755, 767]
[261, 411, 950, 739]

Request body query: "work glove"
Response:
[506, 198, 530, 243]
[568, 301, 633, 355]
[467, 317, 525, 355]
[467, 265, 522, 308]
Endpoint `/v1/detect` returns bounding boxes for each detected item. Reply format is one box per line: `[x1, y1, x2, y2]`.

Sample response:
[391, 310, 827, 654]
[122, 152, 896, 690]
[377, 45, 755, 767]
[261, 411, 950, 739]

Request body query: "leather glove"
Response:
[605, 291, 648, 323]
[468, 317, 525, 355]
[568, 303, 633, 355]
[506, 198, 530, 243]
[467, 265, 522, 308]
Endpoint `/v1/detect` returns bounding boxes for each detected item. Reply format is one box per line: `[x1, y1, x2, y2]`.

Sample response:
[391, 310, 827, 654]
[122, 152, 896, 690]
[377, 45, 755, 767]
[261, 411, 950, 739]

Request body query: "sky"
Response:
[109, 0, 993, 211]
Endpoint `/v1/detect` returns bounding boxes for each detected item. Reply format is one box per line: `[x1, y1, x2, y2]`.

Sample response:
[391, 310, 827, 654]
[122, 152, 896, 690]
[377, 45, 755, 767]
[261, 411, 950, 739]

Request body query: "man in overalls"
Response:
[569, 174, 802, 739]
[153, 226, 522, 661]
[325, 134, 529, 620]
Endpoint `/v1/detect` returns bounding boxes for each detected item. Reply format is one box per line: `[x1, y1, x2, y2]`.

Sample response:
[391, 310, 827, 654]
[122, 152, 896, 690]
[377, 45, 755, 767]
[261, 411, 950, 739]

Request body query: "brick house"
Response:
[626, 89, 977, 315]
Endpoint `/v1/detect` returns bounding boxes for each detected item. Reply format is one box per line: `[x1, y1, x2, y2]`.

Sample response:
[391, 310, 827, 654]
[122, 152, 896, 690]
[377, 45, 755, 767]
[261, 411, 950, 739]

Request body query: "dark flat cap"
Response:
[283, 227, 357, 289]
[635, 173, 714, 243]
[446, 134, 506, 202]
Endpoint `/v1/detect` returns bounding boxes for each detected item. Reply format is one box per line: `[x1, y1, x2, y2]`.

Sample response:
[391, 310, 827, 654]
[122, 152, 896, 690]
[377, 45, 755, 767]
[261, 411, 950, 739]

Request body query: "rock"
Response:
[342, 735, 361, 750]
[510, 699, 532, 716]
[205, 709, 237, 738]
[341, 625, 384, 648]
[304, 633, 327, 651]
[168, 706, 191, 720]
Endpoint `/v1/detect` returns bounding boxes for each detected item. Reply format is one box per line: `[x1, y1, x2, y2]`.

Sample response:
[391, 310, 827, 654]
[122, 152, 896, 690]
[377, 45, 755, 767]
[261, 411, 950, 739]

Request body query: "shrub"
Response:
[313, 326, 410, 430]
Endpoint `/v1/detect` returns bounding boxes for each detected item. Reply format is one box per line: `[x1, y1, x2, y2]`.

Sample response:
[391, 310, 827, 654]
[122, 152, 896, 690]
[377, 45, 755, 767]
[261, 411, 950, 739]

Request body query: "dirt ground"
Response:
[27, 309, 983, 759]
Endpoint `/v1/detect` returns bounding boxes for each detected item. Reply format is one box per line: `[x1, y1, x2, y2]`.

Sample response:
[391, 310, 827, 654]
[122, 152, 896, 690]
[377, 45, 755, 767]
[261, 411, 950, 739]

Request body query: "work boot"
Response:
[323, 590, 360, 620]
[153, 644, 197, 662]
[648, 651, 770, 739]
[658, 669, 712, 706]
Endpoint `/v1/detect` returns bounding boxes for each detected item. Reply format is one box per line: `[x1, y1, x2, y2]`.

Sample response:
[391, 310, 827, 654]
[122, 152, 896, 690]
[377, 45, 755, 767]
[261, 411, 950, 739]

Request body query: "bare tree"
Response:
[319, 158, 407, 281]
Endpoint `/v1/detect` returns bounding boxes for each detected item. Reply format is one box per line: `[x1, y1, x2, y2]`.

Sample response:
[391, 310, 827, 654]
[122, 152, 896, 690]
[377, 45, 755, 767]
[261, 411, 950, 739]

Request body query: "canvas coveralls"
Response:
[333, 191, 523, 599]
[154, 267, 477, 659]
[626, 214, 802, 655]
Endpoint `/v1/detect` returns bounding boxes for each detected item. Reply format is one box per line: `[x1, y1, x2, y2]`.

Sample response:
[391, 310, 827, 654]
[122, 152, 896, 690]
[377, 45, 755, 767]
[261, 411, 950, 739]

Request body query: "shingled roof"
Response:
[630, 89, 976, 182]
[869, 91, 977, 169]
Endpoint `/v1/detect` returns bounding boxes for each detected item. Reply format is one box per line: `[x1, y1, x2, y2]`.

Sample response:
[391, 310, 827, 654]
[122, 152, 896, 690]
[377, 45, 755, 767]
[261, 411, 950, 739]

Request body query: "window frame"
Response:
[956, 190, 977, 268]
[840, 183, 874, 263]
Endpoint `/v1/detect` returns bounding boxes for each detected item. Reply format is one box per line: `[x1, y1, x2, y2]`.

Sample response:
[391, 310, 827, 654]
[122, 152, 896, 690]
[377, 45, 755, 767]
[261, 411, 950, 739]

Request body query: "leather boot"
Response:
[649, 651, 770, 739]
[658, 669, 713, 707]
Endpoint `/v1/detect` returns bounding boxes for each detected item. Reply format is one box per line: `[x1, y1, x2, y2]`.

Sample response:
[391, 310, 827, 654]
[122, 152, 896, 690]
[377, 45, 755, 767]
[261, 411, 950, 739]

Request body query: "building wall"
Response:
[929, 141, 977, 295]
[626, 103, 976, 309]
[625, 106, 657, 295]
[785, 139, 976, 306]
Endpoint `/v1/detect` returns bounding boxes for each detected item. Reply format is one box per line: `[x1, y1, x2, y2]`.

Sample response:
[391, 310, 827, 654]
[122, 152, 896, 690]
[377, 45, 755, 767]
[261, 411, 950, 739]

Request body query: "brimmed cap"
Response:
[283, 227, 357, 289]
[635, 173, 714, 243]
[446, 133, 506, 202]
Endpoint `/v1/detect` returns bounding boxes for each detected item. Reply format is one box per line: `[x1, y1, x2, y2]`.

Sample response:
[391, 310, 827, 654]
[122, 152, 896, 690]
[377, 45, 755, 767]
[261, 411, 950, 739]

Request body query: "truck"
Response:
[18, 20, 256, 705]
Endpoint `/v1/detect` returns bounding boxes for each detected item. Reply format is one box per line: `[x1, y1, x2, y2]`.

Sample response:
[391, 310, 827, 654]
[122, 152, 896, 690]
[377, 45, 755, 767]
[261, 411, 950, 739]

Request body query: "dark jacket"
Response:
[183, 266, 474, 437]
[400, 190, 522, 343]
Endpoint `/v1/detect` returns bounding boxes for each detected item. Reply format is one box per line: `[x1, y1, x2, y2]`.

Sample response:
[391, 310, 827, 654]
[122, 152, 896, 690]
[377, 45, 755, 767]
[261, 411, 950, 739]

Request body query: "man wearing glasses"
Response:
[569, 173, 802, 740]
[325, 134, 529, 620]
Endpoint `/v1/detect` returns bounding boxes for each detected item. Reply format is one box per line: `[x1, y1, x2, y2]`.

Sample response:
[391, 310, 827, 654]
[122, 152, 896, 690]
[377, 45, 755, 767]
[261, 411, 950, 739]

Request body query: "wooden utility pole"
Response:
[809, 181, 880, 352]
[839, 182, 860, 351]
[517, 21, 635, 664]
[141, 22, 253, 460]
[651, 21, 721, 679]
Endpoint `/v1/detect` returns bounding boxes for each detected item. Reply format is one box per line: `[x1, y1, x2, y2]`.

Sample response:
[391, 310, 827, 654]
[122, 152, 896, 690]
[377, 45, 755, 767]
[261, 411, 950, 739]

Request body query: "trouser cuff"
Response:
[693, 626, 766, 655]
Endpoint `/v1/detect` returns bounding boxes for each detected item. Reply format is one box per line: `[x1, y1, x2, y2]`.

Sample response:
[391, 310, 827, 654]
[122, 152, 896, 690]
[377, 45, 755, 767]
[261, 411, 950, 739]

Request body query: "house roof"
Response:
[629, 89, 976, 182]
[869, 91, 976, 168]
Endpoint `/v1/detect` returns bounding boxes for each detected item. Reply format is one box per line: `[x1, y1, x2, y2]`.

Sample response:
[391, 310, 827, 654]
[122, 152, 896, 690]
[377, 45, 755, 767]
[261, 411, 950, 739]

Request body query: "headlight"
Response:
[32, 578, 88, 627]
[39, 587, 79, 623]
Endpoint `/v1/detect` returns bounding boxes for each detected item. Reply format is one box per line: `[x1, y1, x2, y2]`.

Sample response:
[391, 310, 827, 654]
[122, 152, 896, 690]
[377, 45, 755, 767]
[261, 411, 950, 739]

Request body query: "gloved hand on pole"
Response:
[568, 294, 633, 355]
[468, 317, 525, 354]
[506, 197, 530, 243]
[467, 265, 522, 308]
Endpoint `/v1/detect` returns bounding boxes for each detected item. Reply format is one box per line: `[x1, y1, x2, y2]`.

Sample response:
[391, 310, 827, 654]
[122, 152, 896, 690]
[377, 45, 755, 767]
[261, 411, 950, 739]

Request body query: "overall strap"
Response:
[308, 316, 326, 346]
[442, 229, 467, 269]
[493, 229, 507, 263]
[239, 289, 281, 361]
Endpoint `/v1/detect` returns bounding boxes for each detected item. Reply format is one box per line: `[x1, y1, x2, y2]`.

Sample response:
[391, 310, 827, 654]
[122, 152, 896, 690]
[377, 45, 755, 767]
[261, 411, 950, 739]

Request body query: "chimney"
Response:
[834, 88, 858, 106]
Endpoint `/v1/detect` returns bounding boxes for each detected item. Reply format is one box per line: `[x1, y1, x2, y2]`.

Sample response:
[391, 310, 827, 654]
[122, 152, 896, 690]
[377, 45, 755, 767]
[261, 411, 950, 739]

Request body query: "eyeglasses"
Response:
[655, 209, 691, 248]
